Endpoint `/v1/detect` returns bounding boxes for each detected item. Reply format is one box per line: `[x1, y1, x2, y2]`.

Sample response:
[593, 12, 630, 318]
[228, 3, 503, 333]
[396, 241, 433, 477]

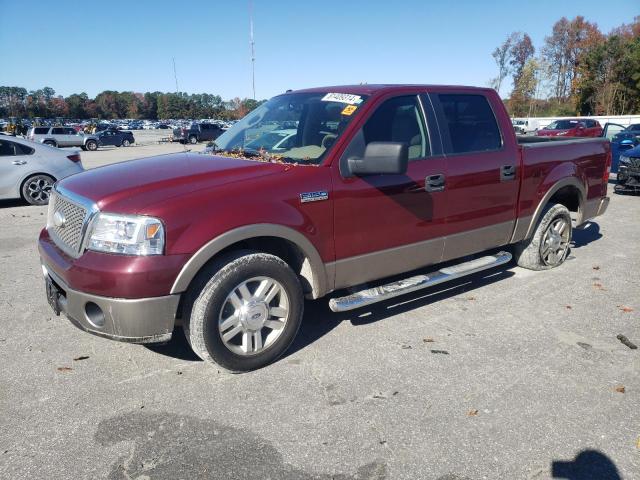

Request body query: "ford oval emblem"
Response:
[53, 211, 66, 228]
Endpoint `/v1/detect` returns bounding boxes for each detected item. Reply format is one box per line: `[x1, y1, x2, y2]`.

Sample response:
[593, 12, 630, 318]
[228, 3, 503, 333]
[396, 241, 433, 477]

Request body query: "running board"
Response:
[328, 251, 512, 312]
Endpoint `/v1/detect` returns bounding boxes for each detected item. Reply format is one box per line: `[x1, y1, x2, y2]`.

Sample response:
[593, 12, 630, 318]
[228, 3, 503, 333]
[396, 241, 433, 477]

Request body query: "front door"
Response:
[0, 139, 28, 198]
[331, 93, 448, 289]
[428, 92, 519, 261]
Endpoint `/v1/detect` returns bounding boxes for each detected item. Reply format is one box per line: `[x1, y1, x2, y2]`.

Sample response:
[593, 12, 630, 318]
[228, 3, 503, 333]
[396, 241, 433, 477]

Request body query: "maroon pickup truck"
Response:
[39, 85, 611, 371]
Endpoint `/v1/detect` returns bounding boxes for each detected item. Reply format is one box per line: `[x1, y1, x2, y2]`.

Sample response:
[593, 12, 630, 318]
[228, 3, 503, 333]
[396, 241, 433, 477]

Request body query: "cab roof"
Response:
[288, 84, 492, 96]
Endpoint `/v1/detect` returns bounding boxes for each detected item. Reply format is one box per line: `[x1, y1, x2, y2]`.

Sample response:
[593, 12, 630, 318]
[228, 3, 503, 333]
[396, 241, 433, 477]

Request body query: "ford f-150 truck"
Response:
[39, 85, 611, 372]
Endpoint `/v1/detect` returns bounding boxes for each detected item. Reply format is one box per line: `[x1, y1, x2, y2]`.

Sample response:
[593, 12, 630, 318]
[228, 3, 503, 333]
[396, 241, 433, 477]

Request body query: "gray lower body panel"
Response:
[42, 263, 179, 344]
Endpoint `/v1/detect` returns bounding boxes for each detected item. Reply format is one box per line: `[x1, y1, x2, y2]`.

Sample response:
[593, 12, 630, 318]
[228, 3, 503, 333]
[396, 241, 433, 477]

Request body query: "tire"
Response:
[43, 140, 57, 147]
[183, 250, 304, 372]
[85, 140, 98, 151]
[122, 139, 130, 147]
[513, 203, 572, 270]
[21, 174, 55, 206]
[189, 135, 198, 144]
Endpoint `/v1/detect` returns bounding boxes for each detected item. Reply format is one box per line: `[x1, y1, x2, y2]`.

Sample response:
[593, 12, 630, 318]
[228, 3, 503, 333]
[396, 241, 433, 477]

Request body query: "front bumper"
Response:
[42, 262, 180, 344]
[616, 165, 640, 191]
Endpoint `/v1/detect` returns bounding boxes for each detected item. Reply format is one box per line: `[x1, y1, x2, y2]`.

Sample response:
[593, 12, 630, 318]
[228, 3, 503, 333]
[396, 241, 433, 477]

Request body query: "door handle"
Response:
[500, 165, 516, 181]
[425, 174, 445, 192]
[12, 160, 27, 165]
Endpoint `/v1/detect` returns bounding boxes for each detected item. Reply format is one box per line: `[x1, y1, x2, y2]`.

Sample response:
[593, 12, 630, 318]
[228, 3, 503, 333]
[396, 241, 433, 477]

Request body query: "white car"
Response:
[0, 136, 84, 205]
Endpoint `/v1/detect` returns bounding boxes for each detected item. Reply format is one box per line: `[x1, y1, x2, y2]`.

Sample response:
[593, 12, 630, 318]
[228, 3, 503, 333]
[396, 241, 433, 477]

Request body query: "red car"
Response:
[536, 118, 603, 137]
[39, 85, 611, 371]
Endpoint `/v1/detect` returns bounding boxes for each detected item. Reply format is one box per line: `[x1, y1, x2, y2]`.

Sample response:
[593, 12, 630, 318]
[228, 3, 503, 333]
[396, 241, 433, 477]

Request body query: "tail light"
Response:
[604, 147, 612, 183]
[67, 153, 81, 163]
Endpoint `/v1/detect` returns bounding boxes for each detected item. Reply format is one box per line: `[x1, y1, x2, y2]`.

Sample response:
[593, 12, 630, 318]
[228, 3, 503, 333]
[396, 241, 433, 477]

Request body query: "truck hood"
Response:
[58, 152, 290, 213]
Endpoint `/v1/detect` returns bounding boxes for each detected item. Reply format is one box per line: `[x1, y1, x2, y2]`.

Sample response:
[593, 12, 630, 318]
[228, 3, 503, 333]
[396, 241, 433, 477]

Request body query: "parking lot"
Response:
[1, 141, 639, 479]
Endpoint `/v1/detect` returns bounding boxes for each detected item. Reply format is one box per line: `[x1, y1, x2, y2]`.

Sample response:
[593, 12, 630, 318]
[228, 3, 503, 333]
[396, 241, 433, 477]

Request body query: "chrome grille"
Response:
[47, 191, 90, 257]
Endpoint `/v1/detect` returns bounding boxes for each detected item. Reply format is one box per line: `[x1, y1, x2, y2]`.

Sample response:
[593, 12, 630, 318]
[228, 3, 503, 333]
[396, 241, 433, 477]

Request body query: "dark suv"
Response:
[172, 122, 224, 144]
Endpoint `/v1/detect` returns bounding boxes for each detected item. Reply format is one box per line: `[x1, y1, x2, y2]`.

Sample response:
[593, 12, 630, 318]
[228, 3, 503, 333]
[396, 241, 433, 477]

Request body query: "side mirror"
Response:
[347, 142, 408, 177]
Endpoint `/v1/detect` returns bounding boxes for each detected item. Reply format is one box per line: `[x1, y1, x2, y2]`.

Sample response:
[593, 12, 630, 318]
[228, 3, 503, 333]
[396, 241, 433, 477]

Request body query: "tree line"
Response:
[0, 87, 265, 120]
[492, 16, 640, 117]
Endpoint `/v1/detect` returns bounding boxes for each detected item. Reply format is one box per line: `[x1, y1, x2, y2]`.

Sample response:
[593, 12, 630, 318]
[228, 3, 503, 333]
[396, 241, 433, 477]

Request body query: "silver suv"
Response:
[27, 126, 100, 151]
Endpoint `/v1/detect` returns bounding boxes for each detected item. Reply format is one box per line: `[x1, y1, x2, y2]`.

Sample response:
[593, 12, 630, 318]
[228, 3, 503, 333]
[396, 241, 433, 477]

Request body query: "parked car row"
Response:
[27, 127, 135, 151]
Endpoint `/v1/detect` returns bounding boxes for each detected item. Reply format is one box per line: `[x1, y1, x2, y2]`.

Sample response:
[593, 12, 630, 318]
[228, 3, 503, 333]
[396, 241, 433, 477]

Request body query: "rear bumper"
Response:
[42, 262, 179, 344]
[581, 196, 609, 224]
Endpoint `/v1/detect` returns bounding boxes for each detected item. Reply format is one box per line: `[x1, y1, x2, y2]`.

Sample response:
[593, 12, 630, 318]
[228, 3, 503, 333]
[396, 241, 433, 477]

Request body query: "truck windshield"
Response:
[207, 92, 368, 164]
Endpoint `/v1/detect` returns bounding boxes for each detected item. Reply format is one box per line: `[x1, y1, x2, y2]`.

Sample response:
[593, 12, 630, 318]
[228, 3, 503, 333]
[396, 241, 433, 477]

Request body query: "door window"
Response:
[342, 95, 430, 164]
[0, 140, 16, 156]
[436, 94, 502, 154]
[51, 127, 65, 135]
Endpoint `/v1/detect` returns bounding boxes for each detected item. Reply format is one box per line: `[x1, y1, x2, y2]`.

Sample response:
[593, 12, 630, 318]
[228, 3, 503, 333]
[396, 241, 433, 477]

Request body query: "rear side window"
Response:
[51, 127, 65, 135]
[15, 143, 35, 155]
[437, 94, 502, 154]
[34, 127, 49, 134]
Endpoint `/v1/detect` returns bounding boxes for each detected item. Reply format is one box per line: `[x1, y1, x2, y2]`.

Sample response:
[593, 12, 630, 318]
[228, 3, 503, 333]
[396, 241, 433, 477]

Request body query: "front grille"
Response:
[47, 191, 89, 257]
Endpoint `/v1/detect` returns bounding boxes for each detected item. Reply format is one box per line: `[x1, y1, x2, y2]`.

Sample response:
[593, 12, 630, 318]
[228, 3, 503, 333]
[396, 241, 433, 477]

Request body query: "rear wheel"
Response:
[183, 251, 304, 372]
[513, 203, 572, 270]
[85, 140, 98, 151]
[43, 140, 56, 147]
[21, 174, 55, 206]
[122, 138, 131, 147]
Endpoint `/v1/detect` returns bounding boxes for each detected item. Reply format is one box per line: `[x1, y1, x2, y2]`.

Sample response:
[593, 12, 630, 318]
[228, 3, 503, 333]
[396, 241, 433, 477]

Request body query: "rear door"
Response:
[428, 91, 519, 261]
[331, 93, 448, 289]
[50, 127, 66, 145]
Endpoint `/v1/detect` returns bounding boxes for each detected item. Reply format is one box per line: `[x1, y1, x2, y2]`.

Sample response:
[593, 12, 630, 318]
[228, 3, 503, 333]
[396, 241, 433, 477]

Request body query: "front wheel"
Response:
[513, 203, 572, 270]
[189, 135, 198, 144]
[183, 251, 304, 372]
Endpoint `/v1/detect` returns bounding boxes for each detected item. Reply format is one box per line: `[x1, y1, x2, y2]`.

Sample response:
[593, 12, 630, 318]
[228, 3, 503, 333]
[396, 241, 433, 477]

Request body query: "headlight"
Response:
[87, 213, 164, 255]
[619, 155, 630, 165]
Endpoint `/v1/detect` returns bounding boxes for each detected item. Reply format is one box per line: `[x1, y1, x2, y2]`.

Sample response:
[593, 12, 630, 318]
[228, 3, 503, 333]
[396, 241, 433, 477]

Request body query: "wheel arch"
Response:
[171, 224, 330, 300]
[522, 177, 586, 240]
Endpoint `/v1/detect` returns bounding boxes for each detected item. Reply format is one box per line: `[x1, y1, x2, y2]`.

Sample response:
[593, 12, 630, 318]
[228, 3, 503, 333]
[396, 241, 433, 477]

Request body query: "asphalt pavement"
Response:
[0, 142, 638, 479]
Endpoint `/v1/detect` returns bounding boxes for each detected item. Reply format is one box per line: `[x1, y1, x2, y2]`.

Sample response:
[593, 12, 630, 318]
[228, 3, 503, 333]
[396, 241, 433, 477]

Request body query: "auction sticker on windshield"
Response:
[341, 105, 358, 116]
[321, 93, 363, 104]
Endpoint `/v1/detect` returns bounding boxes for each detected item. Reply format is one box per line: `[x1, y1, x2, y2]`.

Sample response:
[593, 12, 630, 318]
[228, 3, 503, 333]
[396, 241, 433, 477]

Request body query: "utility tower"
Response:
[249, 1, 256, 100]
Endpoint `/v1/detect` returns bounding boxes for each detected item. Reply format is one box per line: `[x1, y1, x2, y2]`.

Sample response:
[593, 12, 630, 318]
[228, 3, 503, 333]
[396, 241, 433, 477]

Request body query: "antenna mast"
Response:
[172, 57, 179, 94]
[249, 1, 256, 100]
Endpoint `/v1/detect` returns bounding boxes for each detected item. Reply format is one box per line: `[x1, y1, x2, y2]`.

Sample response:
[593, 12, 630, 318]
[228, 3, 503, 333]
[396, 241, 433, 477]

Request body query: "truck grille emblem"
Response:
[53, 211, 66, 228]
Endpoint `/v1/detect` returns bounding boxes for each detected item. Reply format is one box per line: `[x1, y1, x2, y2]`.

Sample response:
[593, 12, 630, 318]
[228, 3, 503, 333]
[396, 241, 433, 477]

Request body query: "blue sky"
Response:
[0, 0, 636, 100]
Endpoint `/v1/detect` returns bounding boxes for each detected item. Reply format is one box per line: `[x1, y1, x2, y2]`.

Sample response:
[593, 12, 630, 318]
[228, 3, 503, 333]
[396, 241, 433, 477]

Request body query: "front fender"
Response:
[170, 223, 330, 299]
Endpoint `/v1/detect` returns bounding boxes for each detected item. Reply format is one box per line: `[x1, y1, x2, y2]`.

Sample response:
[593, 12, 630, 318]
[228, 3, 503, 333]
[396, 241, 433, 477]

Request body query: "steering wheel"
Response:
[321, 134, 337, 149]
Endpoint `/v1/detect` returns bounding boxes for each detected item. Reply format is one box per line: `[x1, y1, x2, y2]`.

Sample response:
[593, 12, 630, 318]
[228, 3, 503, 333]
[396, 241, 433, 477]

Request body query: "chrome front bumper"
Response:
[42, 263, 180, 344]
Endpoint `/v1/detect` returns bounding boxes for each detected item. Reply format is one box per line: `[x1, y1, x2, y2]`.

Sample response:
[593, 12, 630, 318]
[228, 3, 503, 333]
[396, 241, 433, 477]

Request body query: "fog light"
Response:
[85, 302, 105, 328]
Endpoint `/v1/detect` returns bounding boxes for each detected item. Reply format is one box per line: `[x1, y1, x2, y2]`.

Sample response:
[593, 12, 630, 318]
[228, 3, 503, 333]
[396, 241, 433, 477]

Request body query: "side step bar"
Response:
[329, 251, 512, 312]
